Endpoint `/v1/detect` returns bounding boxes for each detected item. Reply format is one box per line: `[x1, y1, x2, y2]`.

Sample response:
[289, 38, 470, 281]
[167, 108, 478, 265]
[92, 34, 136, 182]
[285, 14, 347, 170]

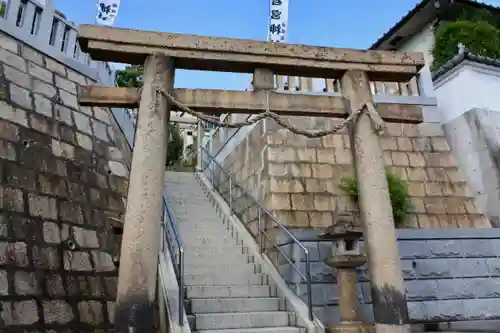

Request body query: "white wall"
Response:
[443, 108, 500, 227]
[435, 61, 500, 226]
[398, 22, 436, 66]
[435, 61, 500, 123]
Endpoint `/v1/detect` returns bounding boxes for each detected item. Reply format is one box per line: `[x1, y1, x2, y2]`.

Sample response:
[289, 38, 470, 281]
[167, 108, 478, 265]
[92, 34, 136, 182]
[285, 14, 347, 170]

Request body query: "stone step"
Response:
[177, 222, 225, 227]
[178, 225, 227, 232]
[174, 207, 219, 212]
[182, 240, 240, 248]
[191, 297, 282, 314]
[168, 199, 209, 205]
[165, 179, 200, 184]
[184, 263, 258, 275]
[168, 196, 207, 201]
[165, 179, 199, 183]
[176, 213, 222, 218]
[167, 196, 207, 200]
[165, 191, 206, 195]
[185, 257, 255, 267]
[175, 216, 223, 222]
[175, 215, 218, 221]
[172, 209, 217, 214]
[194, 311, 290, 330]
[186, 285, 272, 299]
[185, 254, 254, 264]
[166, 187, 205, 191]
[183, 245, 246, 255]
[181, 236, 237, 244]
[184, 273, 268, 286]
[166, 197, 210, 202]
[180, 231, 236, 238]
[195, 327, 303, 333]
[177, 221, 224, 227]
[168, 198, 209, 201]
[165, 185, 201, 189]
[181, 236, 239, 246]
[175, 215, 220, 221]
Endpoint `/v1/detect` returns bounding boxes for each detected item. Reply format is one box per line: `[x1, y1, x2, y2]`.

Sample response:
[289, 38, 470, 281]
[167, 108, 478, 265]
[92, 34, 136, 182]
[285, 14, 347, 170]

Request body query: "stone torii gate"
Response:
[76, 24, 427, 333]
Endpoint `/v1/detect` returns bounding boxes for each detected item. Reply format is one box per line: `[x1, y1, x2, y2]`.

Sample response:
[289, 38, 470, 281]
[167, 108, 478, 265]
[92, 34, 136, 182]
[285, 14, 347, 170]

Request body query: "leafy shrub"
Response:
[432, 20, 500, 70]
[339, 170, 410, 227]
[0, 1, 6, 18]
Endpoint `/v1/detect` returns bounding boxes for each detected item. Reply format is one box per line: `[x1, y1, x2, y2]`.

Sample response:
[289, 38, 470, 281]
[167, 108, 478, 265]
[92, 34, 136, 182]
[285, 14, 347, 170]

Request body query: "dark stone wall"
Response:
[275, 228, 500, 328]
[0, 30, 130, 331]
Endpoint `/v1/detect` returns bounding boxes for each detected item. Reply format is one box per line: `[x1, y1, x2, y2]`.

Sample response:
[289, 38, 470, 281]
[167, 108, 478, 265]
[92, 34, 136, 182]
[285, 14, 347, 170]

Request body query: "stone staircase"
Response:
[164, 172, 306, 333]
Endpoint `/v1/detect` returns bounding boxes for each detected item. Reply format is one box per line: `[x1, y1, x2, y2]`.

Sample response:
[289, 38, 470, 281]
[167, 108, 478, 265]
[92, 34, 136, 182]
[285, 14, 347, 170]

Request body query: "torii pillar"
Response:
[342, 70, 410, 332]
[114, 54, 173, 333]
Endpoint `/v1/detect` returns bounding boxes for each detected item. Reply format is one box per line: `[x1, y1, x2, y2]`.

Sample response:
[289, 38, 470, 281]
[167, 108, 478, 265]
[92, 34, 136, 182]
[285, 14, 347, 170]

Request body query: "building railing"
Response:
[276, 75, 421, 96]
[200, 145, 314, 321]
[0, 0, 114, 85]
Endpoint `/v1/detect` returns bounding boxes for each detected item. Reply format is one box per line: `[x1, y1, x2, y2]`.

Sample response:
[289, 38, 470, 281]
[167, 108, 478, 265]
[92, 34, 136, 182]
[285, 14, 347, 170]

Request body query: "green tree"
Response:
[115, 65, 144, 88]
[432, 20, 500, 70]
[167, 123, 184, 167]
[115, 65, 184, 166]
[0, 1, 6, 18]
[183, 136, 198, 170]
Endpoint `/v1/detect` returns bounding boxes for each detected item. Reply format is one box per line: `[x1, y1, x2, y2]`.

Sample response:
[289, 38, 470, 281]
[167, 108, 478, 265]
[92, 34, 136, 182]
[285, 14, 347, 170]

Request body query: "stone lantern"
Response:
[318, 212, 369, 333]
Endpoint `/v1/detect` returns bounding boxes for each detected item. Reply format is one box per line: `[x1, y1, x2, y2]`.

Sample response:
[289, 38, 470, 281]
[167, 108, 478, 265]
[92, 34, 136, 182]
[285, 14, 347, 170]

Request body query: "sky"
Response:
[54, 0, 500, 90]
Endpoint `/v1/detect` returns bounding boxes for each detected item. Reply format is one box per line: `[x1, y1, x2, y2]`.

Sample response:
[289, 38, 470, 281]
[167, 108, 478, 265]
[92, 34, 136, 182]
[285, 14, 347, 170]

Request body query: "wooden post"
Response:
[115, 54, 174, 333]
[341, 70, 410, 333]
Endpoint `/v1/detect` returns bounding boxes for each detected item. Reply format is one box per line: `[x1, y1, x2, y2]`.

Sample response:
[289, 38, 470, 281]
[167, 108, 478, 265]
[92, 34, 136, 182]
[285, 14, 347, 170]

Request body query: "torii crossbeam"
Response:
[77, 24, 427, 333]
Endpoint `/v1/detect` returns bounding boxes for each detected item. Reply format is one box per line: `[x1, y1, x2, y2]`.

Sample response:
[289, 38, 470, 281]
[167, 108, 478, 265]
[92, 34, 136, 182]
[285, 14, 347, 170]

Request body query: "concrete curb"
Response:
[158, 250, 192, 333]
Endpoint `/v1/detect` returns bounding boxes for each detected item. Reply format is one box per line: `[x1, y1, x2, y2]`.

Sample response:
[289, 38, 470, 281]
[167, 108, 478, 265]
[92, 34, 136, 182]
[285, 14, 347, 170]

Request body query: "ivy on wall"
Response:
[432, 8, 500, 70]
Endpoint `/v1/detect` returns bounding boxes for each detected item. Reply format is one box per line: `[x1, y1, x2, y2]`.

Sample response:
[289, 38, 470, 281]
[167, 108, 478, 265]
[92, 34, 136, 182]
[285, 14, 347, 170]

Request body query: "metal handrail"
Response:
[200, 145, 314, 321]
[161, 197, 185, 326]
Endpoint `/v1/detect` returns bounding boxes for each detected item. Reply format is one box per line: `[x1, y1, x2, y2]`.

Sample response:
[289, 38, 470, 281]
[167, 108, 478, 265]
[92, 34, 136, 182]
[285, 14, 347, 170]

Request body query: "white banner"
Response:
[268, 0, 289, 43]
[96, 0, 120, 26]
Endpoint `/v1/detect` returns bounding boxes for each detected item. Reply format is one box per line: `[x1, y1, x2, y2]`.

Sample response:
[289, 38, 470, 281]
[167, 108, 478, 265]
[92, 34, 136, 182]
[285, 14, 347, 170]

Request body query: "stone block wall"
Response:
[220, 122, 269, 233]
[222, 122, 268, 200]
[276, 228, 500, 328]
[444, 108, 500, 227]
[0, 31, 130, 331]
[224, 117, 489, 229]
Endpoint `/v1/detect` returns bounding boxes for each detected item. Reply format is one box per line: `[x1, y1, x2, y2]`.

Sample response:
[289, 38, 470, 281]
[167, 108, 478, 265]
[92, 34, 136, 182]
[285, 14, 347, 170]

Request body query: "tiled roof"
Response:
[432, 45, 500, 80]
[370, 0, 431, 50]
[370, 0, 500, 50]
